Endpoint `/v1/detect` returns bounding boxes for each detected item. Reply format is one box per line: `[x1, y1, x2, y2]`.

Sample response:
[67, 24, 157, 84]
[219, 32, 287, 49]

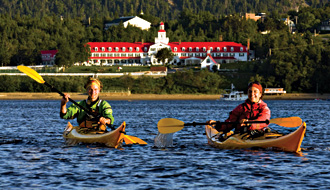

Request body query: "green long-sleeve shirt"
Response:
[60, 99, 114, 125]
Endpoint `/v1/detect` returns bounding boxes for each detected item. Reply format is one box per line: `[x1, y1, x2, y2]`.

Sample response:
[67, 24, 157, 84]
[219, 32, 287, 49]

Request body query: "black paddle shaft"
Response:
[184, 120, 269, 127]
[44, 82, 97, 118]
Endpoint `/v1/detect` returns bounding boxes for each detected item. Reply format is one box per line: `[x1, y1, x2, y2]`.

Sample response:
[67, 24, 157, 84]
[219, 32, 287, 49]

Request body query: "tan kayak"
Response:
[63, 121, 126, 148]
[205, 122, 306, 153]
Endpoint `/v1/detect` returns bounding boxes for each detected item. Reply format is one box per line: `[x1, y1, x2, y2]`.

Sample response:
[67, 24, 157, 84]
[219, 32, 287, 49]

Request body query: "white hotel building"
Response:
[87, 22, 249, 69]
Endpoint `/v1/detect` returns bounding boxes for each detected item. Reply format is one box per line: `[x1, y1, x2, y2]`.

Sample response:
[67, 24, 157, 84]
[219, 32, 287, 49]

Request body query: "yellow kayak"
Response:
[205, 122, 306, 153]
[63, 121, 126, 148]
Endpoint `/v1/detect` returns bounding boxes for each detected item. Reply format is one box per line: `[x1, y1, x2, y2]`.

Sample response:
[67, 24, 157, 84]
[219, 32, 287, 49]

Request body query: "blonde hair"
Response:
[84, 77, 103, 90]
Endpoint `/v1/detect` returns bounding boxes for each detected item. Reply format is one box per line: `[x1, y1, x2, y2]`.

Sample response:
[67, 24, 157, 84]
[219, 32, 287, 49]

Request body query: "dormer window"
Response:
[217, 47, 220, 51]
[189, 47, 192, 52]
[101, 47, 105, 51]
[174, 47, 177, 52]
[136, 47, 139, 51]
[182, 47, 185, 51]
[196, 47, 199, 52]
[144, 47, 148, 51]
[129, 47, 132, 52]
[224, 47, 227, 52]
[122, 47, 126, 51]
[108, 47, 112, 51]
[95, 47, 98, 51]
[115, 47, 119, 52]
[240, 47, 243, 52]
[203, 47, 206, 52]
[231, 47, 234, 52]
[210, 47, 213, 51]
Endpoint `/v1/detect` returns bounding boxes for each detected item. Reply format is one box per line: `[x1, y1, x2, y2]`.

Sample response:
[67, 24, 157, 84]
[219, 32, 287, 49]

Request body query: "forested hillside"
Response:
[0, 0, 328, 20]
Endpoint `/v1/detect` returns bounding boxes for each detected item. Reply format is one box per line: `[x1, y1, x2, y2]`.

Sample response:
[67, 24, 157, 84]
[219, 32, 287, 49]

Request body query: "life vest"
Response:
[79, 99, 106, 131]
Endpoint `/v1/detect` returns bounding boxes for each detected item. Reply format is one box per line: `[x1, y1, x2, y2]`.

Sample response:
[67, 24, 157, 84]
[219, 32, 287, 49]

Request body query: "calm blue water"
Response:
[0, 99, 330, 189]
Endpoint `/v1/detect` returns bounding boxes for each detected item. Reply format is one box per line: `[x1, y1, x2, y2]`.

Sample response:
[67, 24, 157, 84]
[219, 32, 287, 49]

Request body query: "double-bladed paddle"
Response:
[17, 65, 147, 145]
[157, 117, 303, 134]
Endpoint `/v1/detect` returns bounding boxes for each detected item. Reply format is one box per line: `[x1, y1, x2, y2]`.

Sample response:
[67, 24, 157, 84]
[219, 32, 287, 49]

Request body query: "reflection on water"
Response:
[0, 100, 330, 189]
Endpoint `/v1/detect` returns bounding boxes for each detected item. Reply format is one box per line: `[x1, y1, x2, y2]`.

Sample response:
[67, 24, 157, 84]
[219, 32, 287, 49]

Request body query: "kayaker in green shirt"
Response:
[60, 77, 114, 131]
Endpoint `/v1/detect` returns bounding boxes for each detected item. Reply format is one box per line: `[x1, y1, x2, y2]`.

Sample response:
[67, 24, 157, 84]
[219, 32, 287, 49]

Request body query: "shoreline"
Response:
[0, 92, 329, 100]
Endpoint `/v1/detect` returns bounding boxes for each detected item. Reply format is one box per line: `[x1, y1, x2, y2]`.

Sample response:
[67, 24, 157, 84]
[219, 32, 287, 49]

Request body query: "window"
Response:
[240, 47, 243, 52]
[224, 47, 227, 52]
[189, 53, 193, 57]
[210, 47, 213, 51]
[115, 47, 119, 52]
[217, 53, 221, 57]
[239, 53, 244, 56]
[108, 60, 113, 63]
[108, 47, 112, 51]
[189, 47, 192, 52]
[196, 47, 199, 52]
[182, 47, 185, 51]
[128, 53, 133, 57]
[129, 47, 133, 52]
[181, 53, 187, 56]
[174, 47, 177, 51]
[230, 53, 235, 56]
[121, 60, 126, 63]
[101, 47, 105, 51]
[231, 47, 234, 52]
[95, 47, 98, 51]
[144, 47, 148, 51]
[217, 47, 220, 51]
[121, 53, 127, 57]
[223, 53, 228, 57]
[109, 53, 113, 57]
[207, 58, 210, 63]
[122, 47, 126, 51]
[136, 47, 139, 51]
[195, 53, 200, 57]
[203, 47, 206, 52]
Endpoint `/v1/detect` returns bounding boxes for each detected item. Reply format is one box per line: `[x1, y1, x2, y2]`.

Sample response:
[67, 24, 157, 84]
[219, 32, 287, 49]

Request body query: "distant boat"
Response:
[220, 84, 248, 101]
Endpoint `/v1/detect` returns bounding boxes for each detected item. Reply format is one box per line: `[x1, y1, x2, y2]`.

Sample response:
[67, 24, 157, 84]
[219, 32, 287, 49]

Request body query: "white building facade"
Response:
[88, 22, 249, 66]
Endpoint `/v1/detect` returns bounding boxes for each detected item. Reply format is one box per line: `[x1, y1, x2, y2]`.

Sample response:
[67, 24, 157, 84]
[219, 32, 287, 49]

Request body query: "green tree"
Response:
[155, 48, 174, 65]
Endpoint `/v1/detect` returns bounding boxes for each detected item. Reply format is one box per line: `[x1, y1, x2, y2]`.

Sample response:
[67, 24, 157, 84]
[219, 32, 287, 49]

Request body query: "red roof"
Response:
[88, 42, 153, 53]
[168, 42, 247, 52]
[40, 50, 58, 56]
[88, 41, 248, 54]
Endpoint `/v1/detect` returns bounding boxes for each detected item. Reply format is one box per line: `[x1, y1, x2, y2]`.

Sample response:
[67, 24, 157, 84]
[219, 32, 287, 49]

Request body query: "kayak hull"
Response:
[63, 121, 126, 148]
[205, 122, 306, 153]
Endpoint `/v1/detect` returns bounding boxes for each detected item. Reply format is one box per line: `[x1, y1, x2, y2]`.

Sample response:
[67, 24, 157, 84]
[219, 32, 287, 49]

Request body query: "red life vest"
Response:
[225, 99, 271, 131]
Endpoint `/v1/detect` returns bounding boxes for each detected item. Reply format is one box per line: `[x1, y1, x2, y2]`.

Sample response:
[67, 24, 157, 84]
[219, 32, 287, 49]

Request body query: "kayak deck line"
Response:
[205, 122, 306, 153]
[63, 122, 126, 148]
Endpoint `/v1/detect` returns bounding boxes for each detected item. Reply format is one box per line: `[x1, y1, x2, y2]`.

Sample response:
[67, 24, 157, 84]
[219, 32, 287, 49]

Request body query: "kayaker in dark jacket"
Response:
[208, 81, 270, 133]
[60, 77, 114, 131]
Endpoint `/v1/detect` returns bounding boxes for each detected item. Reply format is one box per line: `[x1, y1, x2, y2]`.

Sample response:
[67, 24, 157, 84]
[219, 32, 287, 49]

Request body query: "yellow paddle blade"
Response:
[124, 135, 147, 145]
[157, 118, 185, 134]
[17, 65, 45, 84]
[270, 117, 302, 127]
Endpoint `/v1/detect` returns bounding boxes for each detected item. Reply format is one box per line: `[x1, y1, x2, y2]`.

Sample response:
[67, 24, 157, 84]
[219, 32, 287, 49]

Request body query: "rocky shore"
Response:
[0, 92, 329, 100]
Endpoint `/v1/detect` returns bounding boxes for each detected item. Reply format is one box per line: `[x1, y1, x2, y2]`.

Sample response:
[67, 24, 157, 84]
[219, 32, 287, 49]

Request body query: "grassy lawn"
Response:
[63, 66, 151, 73]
